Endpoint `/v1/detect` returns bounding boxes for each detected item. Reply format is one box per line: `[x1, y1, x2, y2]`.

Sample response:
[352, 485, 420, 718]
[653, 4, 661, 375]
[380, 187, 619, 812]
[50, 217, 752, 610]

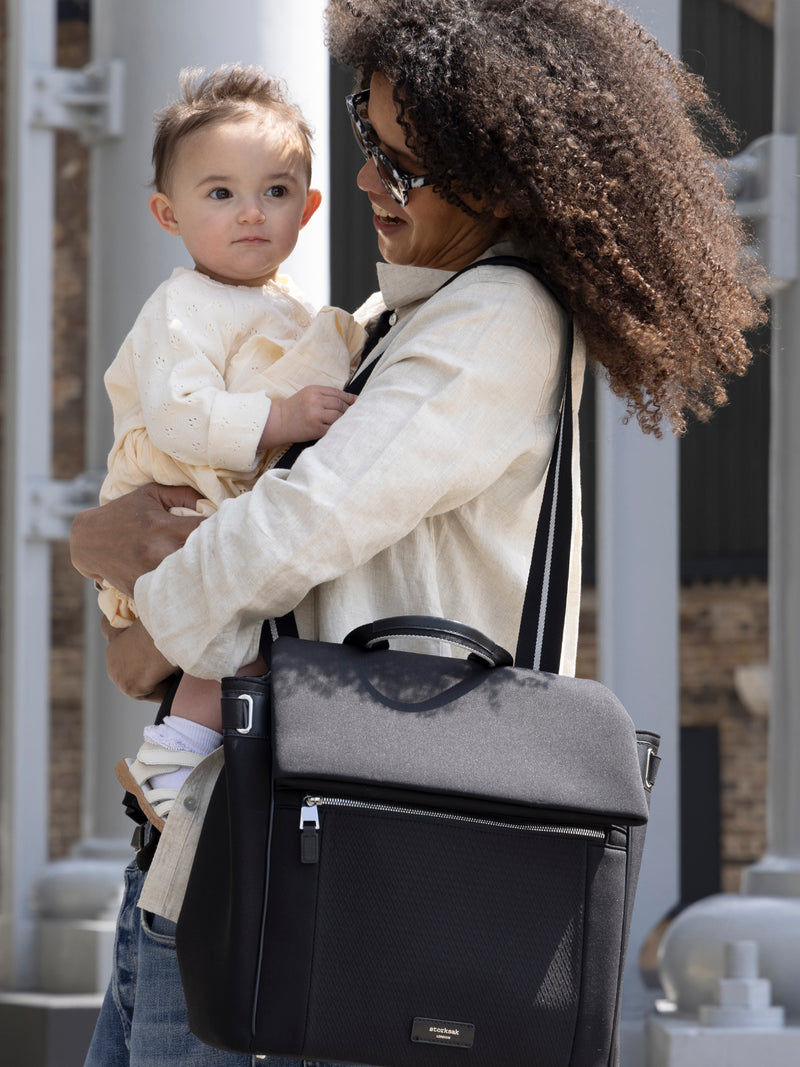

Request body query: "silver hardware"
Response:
[644, 746, 658, 790]
[29, 60, 125, 143]
[725, 132, 798, 292]
[25, 470, 106, 542]
[300, 802, 320, 830]
[235, 694, 254, 735]
[303, 795, 605, 840]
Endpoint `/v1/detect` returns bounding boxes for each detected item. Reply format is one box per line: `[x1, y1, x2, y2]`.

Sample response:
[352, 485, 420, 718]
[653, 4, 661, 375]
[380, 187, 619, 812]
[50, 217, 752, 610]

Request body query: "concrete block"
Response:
[648, 1016, 800, 1066]
[717, 977, 772, 1009]
[36, 919, 115, 994]
[0, 992, 102, 1067]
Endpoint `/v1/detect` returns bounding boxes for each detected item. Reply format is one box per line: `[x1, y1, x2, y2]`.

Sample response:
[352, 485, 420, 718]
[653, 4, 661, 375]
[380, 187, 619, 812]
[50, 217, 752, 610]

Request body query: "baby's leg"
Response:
[170, 673, 223, 731]
[116, 659, 267, 829]
[115, 675, 221, 830]
[169, 651, 267, 729]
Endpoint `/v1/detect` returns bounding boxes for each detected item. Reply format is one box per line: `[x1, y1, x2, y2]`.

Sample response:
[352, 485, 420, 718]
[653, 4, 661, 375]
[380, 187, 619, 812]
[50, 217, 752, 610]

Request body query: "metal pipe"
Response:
[0, 0, 57, 989]
[600, 2, 681, 1061]
[743, 0, 800, 896]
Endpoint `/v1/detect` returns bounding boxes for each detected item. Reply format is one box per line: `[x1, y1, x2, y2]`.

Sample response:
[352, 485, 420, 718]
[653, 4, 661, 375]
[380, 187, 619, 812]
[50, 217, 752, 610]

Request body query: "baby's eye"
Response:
[209, 187, 232, 200]
[266, 185, 287, 198]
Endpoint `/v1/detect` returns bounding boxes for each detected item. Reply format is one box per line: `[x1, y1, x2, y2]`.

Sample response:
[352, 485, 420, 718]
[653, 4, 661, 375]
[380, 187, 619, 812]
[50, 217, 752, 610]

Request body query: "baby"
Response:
[101, 65, 364, 830]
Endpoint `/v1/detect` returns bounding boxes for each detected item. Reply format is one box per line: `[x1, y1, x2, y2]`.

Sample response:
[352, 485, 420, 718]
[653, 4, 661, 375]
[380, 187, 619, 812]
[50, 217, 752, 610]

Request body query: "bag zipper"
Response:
[299, 794, 606, 864]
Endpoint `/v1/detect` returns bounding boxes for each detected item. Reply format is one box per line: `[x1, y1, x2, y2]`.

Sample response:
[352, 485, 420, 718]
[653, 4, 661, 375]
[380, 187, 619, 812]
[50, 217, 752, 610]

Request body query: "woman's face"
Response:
[357, 74, 503, 271]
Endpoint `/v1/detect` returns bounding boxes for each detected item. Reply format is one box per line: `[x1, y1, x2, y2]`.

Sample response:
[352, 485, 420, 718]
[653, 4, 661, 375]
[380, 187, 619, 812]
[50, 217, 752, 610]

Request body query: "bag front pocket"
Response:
[282, 793, 611, 1067]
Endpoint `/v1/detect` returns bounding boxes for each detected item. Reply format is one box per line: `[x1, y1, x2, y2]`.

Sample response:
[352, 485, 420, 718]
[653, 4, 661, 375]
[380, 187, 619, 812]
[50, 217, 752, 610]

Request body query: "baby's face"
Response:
[153, 113, 319, 288]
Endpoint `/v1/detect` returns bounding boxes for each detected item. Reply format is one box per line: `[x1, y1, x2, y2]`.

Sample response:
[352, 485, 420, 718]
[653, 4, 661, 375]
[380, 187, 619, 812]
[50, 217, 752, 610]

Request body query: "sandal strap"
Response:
[116, 741, 210, 833]
[130, 741, 206, 774]
[124, 743, 207, 821]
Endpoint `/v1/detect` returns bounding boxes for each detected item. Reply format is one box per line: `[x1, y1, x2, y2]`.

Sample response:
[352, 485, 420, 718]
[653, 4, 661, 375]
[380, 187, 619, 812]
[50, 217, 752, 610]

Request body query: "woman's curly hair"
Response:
[326, 0, 767, 434]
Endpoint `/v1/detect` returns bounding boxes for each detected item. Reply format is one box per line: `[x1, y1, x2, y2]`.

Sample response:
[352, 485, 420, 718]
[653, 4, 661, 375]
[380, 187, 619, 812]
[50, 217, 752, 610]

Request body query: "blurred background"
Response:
[1, 1, 797, 1065]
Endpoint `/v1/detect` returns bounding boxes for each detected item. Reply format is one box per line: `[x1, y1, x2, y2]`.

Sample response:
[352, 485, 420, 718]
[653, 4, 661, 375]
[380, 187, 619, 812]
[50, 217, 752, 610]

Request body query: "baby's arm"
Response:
[259, 385, 355, 450]
[118, 277, 272, 473]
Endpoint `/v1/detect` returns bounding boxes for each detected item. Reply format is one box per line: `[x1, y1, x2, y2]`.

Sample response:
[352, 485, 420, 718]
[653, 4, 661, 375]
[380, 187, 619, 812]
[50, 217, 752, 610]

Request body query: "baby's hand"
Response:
[260, 386, 355, 449]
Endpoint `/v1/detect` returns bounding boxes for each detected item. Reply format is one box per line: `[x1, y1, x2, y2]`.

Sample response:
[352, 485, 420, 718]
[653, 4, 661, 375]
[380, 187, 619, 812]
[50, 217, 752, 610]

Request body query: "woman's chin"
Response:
[375, 228, 411, 265]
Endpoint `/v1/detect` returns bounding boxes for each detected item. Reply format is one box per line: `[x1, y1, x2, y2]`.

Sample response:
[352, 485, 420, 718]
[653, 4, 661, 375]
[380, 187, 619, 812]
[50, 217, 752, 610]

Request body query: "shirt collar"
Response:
[375, 241, 522, 312]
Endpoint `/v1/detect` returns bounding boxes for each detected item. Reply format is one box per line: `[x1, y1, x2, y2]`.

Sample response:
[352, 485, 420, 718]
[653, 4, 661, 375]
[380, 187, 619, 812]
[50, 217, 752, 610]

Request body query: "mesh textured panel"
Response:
[303, 806, 590, 1067]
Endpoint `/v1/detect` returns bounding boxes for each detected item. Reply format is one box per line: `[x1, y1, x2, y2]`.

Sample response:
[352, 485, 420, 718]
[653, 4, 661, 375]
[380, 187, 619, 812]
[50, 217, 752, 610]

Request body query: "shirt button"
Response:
[388, 312, 397, 326]
[183, 796, 198, 812]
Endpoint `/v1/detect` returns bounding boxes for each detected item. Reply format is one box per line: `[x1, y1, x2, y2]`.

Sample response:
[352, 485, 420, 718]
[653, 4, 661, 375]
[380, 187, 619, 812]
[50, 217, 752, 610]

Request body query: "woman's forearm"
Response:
[102, 617, 177, 701]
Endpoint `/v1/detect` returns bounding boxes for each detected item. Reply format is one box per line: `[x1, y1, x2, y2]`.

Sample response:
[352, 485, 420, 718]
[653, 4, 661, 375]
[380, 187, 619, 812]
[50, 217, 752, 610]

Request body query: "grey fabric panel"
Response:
[270, 637, 649, 824]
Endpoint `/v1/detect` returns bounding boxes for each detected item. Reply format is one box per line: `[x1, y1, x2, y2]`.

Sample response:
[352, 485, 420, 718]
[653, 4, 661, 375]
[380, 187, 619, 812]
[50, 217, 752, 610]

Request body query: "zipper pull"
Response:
[299, 800, 320, 864]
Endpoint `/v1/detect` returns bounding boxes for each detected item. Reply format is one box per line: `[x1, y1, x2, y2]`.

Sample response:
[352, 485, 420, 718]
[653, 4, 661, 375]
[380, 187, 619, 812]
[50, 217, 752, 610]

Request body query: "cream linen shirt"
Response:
[137, 245, 586, 920]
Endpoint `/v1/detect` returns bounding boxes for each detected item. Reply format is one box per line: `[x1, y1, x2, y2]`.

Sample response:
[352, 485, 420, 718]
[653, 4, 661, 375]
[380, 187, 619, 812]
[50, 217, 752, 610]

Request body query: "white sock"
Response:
[142, 716, 222, 792]
[144, 715, 222, 755]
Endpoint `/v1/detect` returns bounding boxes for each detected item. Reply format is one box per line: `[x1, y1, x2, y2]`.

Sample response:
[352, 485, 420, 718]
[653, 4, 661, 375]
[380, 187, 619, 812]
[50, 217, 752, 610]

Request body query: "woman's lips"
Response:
[371, 202, 405, 228]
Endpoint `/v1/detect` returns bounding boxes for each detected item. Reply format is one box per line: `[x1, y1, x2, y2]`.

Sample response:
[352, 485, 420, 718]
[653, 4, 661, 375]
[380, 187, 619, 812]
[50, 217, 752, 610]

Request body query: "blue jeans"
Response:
[85, 858, 349, 1067]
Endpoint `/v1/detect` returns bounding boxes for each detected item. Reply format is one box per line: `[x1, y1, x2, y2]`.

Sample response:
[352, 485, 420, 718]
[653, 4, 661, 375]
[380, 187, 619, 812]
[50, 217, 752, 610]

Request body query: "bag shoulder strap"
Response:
[266, 256, 576, 671]
[418, 255, 576, 672]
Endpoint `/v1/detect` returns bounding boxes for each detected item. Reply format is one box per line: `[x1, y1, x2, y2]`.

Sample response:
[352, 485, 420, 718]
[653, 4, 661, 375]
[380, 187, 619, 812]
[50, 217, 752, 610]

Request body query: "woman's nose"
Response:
[356, 157, 381, 195]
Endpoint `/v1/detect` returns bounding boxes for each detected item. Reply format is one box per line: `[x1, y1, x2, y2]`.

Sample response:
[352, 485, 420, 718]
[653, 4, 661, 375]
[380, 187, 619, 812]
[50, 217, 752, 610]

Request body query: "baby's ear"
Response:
[149, 192, 180, 235]
[300, 189, 323, 228]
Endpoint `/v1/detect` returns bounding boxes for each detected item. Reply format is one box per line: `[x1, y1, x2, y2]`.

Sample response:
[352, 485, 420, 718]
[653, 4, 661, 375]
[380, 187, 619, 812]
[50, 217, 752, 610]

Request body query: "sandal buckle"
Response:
[130, 823, 147, 852]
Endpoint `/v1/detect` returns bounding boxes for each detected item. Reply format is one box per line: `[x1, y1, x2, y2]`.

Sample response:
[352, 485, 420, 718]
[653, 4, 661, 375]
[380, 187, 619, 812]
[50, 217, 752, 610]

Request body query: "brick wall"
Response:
[680, 581, 769, 891]
[50, 18, 91, 859]
[577, 581, 770, 894]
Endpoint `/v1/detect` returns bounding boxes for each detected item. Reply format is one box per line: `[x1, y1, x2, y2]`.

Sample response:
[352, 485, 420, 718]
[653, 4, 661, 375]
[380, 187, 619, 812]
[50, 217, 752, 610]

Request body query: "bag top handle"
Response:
[343, 615, 514, 668]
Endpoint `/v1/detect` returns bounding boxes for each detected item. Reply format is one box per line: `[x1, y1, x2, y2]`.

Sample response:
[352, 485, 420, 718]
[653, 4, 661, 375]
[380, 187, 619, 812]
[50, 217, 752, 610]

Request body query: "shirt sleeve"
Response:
[134, 267, 568, 678]
[129, 277, 272, 472]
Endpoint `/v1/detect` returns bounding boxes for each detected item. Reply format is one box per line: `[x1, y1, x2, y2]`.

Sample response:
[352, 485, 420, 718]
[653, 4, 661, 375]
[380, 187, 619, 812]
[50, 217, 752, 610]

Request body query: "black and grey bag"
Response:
[175, 258, 661, 1066]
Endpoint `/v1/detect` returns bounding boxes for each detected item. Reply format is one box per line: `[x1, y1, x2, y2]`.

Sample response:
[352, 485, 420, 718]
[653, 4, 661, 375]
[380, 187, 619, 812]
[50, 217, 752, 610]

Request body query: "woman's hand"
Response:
[70, 484, 204, 598]
[103, 617, 177, 701]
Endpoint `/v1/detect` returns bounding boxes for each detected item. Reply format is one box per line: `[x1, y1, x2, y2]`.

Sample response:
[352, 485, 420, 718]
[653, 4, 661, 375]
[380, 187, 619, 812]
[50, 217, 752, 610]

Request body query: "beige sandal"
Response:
[115, 742, 205, 832]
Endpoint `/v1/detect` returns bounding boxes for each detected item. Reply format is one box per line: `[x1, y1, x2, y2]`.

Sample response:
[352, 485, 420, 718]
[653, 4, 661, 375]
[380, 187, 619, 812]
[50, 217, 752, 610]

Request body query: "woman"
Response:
[72, 2, 764, 1064]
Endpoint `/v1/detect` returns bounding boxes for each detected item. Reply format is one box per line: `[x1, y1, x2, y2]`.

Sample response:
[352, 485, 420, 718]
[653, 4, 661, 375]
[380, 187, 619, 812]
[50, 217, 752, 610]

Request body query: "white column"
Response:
[80, 0, 332, 900]
[742, 0, 800, 899]
[596, 397, 680, 1047]
[601, 3, 681, 1063]
[0, 0, 57, 990]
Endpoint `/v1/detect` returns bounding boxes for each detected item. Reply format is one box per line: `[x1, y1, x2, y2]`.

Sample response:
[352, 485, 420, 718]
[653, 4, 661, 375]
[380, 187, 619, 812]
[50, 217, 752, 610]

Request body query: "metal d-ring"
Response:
[644, 746, 658, 790]
[235, 693, 254, 735]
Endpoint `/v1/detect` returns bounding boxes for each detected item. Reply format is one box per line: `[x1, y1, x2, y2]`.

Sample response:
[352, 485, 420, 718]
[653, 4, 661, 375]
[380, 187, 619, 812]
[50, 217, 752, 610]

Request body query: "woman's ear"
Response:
[300, 189, 323, 228]
[149, 192, 180, 235]
[457, 186, 510, 221]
